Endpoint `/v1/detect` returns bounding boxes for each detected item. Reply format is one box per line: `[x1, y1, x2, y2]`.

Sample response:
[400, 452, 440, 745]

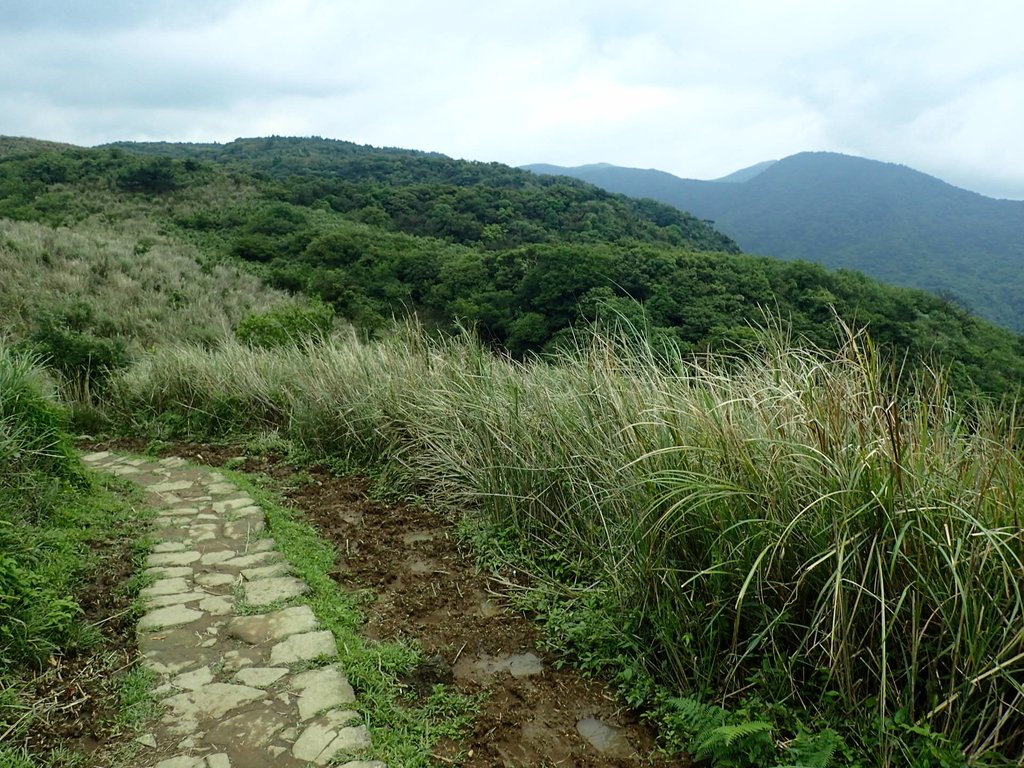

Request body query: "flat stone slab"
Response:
[163, 682, 265, 721]
[222, 552, 281, 569]
[292, 710, 366, 765]
[243, 576, 309, 607]
[226, 606, 319, 644]
[270, 630, 338, 665]
[152, 541, 189, 553]
[198, 595, 235, 615]
[200, 550, 237, 565]
[140, 577, 191, 598]
[234, 667, 289, 688]
[195, 572, 237, 588]
[208, 709, 290, 751]
[146, 591, 207, 608]
[172, 666, 214, 691]
[213, 498, 255, 512]
[150, 479, 196, 493]
[148, 551, 201, 567]
[241, 563, 290, 580]
[152, 757, 205, 768]
[291, 665, 356, 720]
[138, 605, 204, 631]
[146, 566, 194, 578]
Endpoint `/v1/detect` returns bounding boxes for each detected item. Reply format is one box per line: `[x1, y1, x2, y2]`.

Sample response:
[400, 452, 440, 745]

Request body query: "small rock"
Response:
[134, 733, 158, 748]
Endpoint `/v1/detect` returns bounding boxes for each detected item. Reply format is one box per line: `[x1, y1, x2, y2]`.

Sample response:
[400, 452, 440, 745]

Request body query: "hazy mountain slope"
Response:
[525, 153, 1024, 331]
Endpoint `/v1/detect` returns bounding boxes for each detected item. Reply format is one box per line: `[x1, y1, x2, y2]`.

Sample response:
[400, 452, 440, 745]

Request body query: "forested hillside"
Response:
[526, 152, 1024, 331]
[2, 136, 1024, 399]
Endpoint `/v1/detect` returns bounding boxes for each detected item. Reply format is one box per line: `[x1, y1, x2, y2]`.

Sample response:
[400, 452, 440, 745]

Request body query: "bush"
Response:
[235, 301, 335, 348]
[0, 347, 84, 668]
[25, 305, 130, 397]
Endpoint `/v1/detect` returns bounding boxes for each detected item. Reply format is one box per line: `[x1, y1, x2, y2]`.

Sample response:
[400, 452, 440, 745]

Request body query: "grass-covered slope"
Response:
[2, 136, 1024, 403]
[102, 327, 1024, 767]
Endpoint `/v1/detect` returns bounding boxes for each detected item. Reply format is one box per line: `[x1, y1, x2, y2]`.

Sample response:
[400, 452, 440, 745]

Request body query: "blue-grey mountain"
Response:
[524, 153, 1024, 332]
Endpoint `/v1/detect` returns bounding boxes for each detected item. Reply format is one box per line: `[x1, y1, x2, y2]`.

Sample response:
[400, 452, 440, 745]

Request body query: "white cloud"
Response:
[1, 0, 1022, 197]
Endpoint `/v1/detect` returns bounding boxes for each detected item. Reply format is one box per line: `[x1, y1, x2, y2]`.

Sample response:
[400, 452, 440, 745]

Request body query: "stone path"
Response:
[82, 451, 385, 768]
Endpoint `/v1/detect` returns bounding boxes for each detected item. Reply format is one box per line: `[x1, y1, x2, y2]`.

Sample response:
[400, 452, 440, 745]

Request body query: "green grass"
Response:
[101, 326, 1024, 766]
[223, 468, 479, 767]
[0, 344, 156, 766]
[0, 217, 292, 351]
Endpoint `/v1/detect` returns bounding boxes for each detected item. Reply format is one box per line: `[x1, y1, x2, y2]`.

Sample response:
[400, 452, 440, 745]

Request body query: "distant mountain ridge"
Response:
[523, 152, 1024, 332]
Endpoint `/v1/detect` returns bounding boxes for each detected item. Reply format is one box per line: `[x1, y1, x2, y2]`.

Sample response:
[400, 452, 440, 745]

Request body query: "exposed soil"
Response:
[91, 440, 686, 768]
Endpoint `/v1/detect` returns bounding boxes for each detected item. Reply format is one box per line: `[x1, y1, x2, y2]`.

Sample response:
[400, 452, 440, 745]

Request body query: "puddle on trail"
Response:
[401, 530, 436, 545]
[577, 717, 636, 758]
[408, 558, 446, 574]
[454, 651, 545, 682]
[478, 597, 502, 618]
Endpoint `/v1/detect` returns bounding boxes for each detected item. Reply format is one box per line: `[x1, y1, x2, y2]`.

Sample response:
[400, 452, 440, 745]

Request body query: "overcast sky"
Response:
[3, 0, 1022, 198]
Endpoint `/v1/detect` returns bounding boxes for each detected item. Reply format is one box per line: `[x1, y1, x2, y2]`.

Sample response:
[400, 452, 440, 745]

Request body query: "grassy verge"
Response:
[101, 327, 1024, 766]
[0, 347, 152, 766]
[223, 468, 478, 766]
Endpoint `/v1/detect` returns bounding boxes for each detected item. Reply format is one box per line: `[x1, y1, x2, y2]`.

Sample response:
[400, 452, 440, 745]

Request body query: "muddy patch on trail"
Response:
[283, 466, 681, 768]
[99, 441, 684, 768]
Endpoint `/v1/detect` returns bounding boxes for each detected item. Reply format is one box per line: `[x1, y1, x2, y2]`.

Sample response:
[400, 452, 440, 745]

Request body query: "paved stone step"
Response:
[82, 451, 384, 768]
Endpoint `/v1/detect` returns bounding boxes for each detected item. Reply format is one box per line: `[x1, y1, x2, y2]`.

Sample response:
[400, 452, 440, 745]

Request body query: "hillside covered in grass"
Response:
[2, 135, 1024, 401]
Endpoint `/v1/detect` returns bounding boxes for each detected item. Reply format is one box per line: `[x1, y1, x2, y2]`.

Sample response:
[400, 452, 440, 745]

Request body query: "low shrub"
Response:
[235, 300, 335, 348]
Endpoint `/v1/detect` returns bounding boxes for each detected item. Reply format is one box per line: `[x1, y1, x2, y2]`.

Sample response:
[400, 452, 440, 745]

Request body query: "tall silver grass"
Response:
[106, 325, 1024, 763]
